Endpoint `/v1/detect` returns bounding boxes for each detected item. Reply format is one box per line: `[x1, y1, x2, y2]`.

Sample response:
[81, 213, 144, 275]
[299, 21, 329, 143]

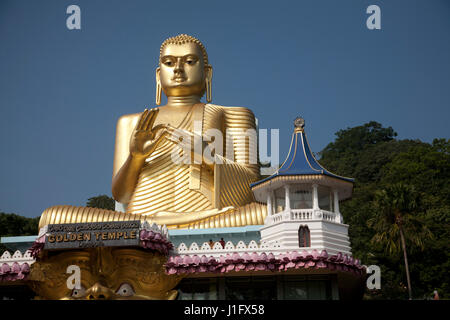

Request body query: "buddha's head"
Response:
[156, 34, 212, 104]
[29, 247, 182, 300]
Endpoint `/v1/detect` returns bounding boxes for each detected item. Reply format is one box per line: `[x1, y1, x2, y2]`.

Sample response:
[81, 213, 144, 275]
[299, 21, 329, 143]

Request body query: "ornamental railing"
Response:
[291, 209, 314, 220]
[265, 209, 340, 225]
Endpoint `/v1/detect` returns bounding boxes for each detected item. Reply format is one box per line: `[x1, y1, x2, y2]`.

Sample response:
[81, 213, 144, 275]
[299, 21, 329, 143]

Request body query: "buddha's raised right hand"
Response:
[129, 108, 171, 159]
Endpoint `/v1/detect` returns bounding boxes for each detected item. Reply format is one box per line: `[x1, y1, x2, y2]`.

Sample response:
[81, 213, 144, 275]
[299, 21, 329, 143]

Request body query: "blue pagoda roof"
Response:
[251, 126, 354, 188]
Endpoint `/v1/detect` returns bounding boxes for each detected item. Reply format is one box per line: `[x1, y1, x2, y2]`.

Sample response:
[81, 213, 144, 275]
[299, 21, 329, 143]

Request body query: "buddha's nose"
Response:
[85, 282, 113, 300]
[174, 58, 184, 73]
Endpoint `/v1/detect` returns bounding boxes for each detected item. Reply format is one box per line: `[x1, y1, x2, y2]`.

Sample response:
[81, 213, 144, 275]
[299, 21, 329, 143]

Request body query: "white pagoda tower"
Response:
[251, 117, 354, 256]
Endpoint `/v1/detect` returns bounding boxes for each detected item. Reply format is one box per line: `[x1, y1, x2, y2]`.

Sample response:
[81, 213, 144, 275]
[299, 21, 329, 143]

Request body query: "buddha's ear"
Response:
[155, 67, 162, 106]
[156, 67, 161, 83]
[205, 65, 213, 103]
[205, 64, 213, 81]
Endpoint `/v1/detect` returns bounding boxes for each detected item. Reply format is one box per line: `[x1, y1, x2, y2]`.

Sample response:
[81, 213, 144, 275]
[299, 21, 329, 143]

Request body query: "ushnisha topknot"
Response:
[160, 34, 209, 65]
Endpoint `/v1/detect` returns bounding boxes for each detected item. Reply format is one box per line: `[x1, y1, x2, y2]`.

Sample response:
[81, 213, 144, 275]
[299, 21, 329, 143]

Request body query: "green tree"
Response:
[0, 212, 40, 253]
[86, 194, 115, 210]
[319, 121, 397, 179]
[379, 141, 450, 298]
[319, 122, 448, 299]
[0, 212, 39, 236]
[369, 184, 433, 300]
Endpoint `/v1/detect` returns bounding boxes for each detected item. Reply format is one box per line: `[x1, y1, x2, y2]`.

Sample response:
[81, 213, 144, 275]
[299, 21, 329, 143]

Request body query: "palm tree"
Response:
[368, 183, 432, 300]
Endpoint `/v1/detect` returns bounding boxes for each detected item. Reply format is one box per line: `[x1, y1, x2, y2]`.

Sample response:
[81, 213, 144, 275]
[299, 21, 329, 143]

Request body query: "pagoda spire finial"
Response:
[294, 116, 305, 133]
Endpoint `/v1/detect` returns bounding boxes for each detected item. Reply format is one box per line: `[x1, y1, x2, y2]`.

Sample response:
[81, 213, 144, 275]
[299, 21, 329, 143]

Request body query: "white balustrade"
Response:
[291, 209, 314, 220]
[321, 210, 336, 222]
[264, 208, 341, 226]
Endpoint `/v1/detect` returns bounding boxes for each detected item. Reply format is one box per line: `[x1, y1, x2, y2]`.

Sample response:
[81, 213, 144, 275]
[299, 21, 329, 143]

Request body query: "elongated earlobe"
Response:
[156, 68, 162, 106]
[206, 66, 212, 103]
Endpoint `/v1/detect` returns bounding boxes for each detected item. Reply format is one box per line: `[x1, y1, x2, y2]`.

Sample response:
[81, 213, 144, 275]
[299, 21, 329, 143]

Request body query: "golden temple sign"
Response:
[44, 221, 140, 250]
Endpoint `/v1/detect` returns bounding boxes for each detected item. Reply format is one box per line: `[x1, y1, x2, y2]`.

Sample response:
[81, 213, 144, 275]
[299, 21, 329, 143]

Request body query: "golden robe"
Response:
[39, 104, 266, 229]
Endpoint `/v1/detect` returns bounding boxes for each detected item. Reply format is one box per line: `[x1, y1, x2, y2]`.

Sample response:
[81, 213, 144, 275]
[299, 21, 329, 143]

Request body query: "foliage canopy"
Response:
[320, 122, 449, 299]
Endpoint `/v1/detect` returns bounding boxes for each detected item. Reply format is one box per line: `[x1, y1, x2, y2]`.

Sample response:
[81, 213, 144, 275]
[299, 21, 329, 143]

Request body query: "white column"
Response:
[312, 184, 319, 210]
[333, 189, 342, 223]
[271, 190, 275, 213]
[330, 191, 333, 212]
[284, 184, 290, 211]
[267, 191, 273, 216]
[333, 189, 340, 214]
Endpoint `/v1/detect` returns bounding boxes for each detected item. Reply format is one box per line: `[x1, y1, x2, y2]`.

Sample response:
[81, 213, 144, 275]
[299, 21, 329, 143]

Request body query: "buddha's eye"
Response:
[162, 57, 175, 66]
[71, 286, 86, 298]
[185, 56, 197, 65]
[116, 283, 135, 297]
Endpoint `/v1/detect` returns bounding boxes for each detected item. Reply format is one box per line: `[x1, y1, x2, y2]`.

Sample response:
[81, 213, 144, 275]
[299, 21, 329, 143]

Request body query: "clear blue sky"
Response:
[1, 0, 449, 218]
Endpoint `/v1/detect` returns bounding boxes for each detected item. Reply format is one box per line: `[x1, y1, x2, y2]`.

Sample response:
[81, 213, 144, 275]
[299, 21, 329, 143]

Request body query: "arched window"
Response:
[298, 225, 311, 248]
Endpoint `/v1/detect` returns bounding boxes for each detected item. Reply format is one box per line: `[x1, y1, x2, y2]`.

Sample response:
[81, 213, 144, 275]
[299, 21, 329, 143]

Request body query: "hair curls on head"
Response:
[160, 34, 209, 65]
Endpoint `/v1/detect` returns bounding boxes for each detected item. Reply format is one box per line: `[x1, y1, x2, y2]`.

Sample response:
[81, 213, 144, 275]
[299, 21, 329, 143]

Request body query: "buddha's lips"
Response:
[173, 77, 186, 82]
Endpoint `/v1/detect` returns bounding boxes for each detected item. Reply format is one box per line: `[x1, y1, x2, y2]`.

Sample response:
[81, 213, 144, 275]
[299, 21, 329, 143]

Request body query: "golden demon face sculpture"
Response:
[29, 247, 182, 300]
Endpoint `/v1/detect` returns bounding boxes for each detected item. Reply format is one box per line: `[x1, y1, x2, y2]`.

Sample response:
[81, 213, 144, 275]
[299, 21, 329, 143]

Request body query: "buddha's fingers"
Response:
[140, 109, 154, 131]
[162, 125, 180, 140]
[143, 108, 159, 131]
[151, 123, 166, 135]
[165, 124, 190, 137]
[165, 123, 176, 133]
[154, 127, 171, 145]
[136, 109, 149, 131]
[165, 124, 177, 131]
[164, 134, 182, 146]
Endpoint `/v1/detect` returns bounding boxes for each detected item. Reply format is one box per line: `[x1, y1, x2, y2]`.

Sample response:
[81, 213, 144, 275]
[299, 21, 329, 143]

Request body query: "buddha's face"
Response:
[158, 42, 210, 97]
[29, 248, 182, 300]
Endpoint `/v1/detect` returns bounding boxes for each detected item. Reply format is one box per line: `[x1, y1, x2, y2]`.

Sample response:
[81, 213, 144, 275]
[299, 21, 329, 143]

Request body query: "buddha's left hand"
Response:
[164, 124, 215, 171]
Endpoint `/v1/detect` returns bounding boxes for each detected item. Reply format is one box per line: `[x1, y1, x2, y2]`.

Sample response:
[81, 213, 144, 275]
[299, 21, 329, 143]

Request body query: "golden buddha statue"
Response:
[38, 34, 266, 230]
